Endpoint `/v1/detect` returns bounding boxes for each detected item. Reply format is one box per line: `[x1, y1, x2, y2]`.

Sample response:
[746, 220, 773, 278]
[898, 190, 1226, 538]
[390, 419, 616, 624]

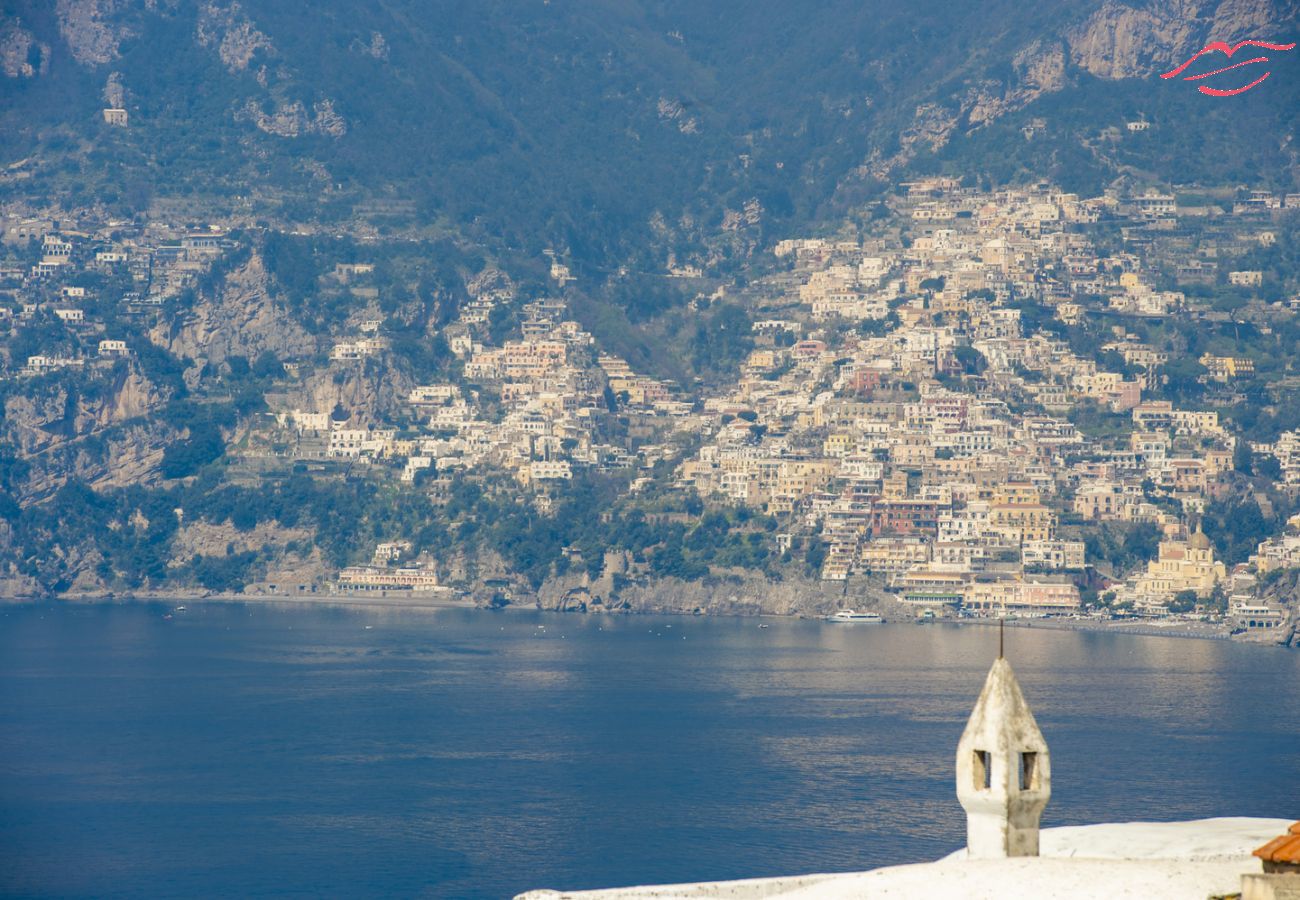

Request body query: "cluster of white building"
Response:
[679, 181, 1272, 618]
[283, 297, 690, 496]
[2, 211, 234, 376]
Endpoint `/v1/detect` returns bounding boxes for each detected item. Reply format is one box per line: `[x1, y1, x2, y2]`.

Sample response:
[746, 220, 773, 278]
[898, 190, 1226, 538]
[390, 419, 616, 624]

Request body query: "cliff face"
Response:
[0, 18, 49, 78]
[153, 251, 316, 373]
[857, 0, 1297, 183]
[54, 0, 137, 66]
[1066, 0, 1291, 79]
[1258, 569, 1300, 647]
[282, 361, 416, 425]
[3, 366, 173, 500]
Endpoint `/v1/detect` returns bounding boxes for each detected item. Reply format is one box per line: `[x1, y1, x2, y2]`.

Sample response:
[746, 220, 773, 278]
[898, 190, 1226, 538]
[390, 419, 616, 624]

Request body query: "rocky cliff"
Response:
[3, 365, 173, 500]
[0, 17, 49, 78]
[152, 251, 316, 377]
[1065, 0, 1288, 80]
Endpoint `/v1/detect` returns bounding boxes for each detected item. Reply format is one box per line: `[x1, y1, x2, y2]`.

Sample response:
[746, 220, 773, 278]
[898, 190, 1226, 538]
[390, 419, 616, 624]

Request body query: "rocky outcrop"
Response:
[1065, 0, 1287, 80]
[1067, 1, 1202, 79]
[964, 40, 1070, 127]
[171, 519, 311, 560]
[310, 99, 347, 137]
[0, 18, 50, 78]
[193, 2, 348, 139]
[154, 251, 316, 369]
[361, 31, 388, 61]
[466, 266, 515, 301]
[0, 566, 47, 599]
[285, 360, 416, 425]
[1017, 39, 1069, 94]
[83, 424, 169, 491]
[2, 366, 173, 500]
[102, 70, 125, 106]
[1258, 569, 1300, 647]
[721, 199, 763, 232]
[241, 97, 349, 138]
[243, 543, 330, 592]
[2, 366, 166, 459]
[196, 0, 273, 73]
[857, 0, 1294, 182]
[55, 0, 131, 66]
[657, 97, 700, 135]
[618, 573, 893, 617]
[93, 369, 159, 426]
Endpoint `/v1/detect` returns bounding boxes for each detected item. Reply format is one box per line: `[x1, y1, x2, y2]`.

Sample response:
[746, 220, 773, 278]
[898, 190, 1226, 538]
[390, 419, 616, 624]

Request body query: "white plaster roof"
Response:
[517, 817, 1293, 900]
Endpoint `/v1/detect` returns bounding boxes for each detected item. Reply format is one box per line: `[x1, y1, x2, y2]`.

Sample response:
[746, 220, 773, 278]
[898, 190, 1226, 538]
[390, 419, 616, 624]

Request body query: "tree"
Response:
[1233, 440, 1254, 476]
[803, 538, 826, 577]
[1168, 590, 1198, 614]
[1256, 454, 1282, 481]
[691, 304, 754, 377]
[1203, 495, 1274, 565]
[952, 345, 986, 375]
[160, 422, 224, 479]
[252, 351, 283, 380]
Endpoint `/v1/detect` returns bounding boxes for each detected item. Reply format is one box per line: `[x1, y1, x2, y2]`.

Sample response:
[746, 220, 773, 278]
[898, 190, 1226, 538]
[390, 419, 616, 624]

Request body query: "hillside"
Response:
[2, 0, 1298, 293]
[2, 1, 1300, 635]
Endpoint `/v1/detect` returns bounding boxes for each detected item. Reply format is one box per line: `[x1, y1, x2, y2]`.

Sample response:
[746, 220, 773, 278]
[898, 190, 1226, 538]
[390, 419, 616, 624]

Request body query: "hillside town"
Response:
[674, 179, 1298, 632]
[2, 179, 1299, 639]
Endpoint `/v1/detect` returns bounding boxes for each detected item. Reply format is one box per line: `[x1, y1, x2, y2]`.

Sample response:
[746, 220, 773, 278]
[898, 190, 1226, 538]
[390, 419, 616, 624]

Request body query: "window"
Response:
[1020, 752, 1039, 791]
[973, 750, 991, 790]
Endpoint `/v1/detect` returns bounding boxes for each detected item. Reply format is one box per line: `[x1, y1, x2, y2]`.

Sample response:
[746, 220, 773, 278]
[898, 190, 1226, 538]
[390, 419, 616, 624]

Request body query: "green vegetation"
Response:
[6, 0, 1296, 324]
[1203, 491, 1298, 567]
[1082, 522, 1160, 576]
[4, 455, 788, 595]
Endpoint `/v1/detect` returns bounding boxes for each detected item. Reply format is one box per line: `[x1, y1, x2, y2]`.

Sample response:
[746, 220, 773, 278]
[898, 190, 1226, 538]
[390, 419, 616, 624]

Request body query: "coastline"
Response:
[945, 614, 1234, 642]
[892, 610, 1290, 648]
[41, 589, 477, 613]
[8, 589, 1289, 648]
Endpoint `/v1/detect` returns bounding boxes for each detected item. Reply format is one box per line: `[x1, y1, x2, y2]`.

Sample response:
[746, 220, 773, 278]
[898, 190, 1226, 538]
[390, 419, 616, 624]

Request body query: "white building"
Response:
[955, 653, 1051, 858]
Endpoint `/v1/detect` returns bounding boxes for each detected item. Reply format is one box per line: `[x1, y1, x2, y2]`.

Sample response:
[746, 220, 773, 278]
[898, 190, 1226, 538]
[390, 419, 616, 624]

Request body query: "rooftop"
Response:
[1254, 821, 1300, 866]
[516, 818, 1294, 900]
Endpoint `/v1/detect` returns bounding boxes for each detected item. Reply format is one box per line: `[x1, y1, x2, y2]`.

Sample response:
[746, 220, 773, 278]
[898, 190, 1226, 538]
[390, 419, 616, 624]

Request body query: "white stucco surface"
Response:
[516, 817, 1293, 900]
[955, 657, 1051, 858]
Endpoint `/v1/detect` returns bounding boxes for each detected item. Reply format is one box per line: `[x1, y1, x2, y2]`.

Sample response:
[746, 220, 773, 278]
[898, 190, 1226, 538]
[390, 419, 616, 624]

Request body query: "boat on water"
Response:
[825, 609, 884, 624]
[174, 605, 187, 612]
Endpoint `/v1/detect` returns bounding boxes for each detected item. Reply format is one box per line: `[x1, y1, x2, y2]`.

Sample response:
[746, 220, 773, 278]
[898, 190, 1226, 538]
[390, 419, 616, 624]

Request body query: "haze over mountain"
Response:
[3, 0, 1298, 275]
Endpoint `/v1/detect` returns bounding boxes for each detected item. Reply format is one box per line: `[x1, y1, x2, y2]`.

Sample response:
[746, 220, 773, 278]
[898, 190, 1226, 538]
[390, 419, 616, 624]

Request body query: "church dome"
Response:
[1189, 529, 1211, 551]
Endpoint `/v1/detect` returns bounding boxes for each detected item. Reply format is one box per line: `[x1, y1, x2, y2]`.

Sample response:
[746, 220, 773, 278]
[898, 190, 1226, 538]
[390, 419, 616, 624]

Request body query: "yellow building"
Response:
[989, 503, 1056, 543]
[992, 482, 1041, 506]
[1198, 354, 1255, 382]
[822, 432, 856, 457]
[1134, 529, 1225, 600]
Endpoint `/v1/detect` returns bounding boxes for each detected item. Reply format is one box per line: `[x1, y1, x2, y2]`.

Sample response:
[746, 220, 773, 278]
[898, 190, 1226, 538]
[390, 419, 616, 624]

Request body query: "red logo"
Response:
[1160, 39, 1296, 96]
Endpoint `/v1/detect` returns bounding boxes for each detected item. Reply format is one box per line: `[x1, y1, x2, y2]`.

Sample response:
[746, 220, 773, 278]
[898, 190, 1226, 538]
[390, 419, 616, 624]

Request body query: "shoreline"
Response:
[41, 590, 478, 613]
[946, 614, 1234, 643]
[7, 590, 1289, 648]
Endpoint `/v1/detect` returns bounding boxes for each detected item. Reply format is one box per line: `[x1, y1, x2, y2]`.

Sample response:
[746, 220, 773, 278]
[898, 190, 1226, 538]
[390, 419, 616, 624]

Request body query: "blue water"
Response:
[0, 603, 1297, 899]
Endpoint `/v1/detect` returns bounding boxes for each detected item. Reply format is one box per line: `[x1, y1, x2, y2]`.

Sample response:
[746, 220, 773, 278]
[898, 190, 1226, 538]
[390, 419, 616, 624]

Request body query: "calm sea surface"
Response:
[1, 602, 1297, 898]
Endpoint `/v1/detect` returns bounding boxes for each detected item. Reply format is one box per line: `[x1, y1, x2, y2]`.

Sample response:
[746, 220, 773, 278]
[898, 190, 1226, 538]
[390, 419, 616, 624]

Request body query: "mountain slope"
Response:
[1, 0, 1297, 284]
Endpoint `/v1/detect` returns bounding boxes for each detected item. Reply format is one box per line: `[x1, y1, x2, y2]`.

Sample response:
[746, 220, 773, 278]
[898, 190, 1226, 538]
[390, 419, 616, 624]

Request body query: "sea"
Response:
[1, 602, 1297, 899]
